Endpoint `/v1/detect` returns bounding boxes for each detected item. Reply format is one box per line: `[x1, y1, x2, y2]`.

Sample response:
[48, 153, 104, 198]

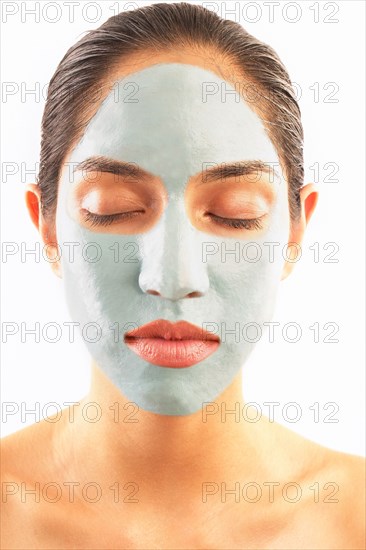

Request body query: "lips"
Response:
[124, 319, 220, 368]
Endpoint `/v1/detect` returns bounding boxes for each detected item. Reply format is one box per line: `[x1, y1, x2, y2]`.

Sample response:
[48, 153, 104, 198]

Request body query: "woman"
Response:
[1, 3, 364, 548]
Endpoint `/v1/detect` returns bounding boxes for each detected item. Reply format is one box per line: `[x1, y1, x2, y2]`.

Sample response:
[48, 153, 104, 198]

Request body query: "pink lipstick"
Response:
[124, 319, 220, 368]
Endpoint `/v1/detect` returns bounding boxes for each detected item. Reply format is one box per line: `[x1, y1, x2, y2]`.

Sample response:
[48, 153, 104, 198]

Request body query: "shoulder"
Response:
[0, 428, 35, 545]
[316, 446, 365, 495]
[269, 423, 365, 547]
[1, 418, 58, 484]
[294, 434, 365, 513]
[1, 424, 44, 512]
[323, 448, 365, 517]
[304, 445, 365, 547]
[1, 424, 73, 550]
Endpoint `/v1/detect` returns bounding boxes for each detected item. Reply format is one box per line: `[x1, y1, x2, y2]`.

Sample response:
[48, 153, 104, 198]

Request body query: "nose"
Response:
[138, 198, 209, 301]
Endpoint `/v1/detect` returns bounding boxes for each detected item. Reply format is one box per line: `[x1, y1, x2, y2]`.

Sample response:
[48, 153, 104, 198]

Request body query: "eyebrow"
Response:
[73, 156, 154, 181]
[73, 156, 280, 186]
[200, 160, 280, 185]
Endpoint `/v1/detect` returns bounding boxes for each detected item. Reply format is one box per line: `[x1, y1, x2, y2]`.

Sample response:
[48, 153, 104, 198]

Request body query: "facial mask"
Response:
[56, 63, 290, 416]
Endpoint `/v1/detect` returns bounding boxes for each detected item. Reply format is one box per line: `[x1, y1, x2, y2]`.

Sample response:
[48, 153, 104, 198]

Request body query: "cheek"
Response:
[206, 243, 284, 319]
[203, 198, 290, 326]
[57, 211, 142, 329]
[57, 180, 140, 313]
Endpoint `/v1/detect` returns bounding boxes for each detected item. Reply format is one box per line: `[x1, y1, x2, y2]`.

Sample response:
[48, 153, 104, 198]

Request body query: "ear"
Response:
[281, 183, 319, 281]
[25, 183, 62, 278]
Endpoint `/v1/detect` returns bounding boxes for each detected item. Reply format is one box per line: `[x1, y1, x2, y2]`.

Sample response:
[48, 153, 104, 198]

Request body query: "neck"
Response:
[54, 361, 285, 503]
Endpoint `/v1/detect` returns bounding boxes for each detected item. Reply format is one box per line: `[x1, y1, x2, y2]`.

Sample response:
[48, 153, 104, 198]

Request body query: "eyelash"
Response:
[82, 210, 265, 231]
[206, 212, 265, 230]
[82, 209, 143, 227]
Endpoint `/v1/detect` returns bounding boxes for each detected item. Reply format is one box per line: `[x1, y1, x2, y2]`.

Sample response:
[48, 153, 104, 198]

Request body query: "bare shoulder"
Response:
[305, 443, 366, 547]
[267, 422, 366, 548]
[1, 426, 38, 544]
[1, 421, 64, 549]
[0, 419, 58, 510]
[1, 419, 53, 477]
[1, 426, 31, 479]
[322, 447, 365, 516]
[293, 431, 366, 511]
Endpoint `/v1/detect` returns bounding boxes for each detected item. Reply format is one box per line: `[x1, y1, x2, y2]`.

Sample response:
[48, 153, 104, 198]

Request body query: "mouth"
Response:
[123, 319, 220, 368]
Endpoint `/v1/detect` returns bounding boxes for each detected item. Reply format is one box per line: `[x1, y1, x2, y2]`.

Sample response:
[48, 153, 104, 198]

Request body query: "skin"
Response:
[1, 47, 365, 549]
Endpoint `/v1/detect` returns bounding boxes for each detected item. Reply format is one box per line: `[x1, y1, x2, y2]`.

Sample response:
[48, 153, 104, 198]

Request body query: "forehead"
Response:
[69, 63, 280, 182]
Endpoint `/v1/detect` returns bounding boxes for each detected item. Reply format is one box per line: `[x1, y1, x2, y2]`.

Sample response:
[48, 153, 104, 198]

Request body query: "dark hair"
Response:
[38, 1, 303, 223]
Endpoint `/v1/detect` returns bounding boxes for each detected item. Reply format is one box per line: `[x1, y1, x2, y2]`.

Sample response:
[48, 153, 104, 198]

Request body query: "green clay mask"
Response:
[56, 63, 290, 415]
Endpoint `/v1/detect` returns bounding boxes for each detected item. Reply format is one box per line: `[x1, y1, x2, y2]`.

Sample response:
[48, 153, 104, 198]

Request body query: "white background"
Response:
[1, 0, 365, 454]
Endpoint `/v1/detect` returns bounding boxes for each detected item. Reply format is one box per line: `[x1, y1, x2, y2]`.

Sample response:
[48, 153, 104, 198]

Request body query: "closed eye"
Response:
[81, 209, 265, 231]
[205, 212, 266, 230]
[81, 209, 145, 227]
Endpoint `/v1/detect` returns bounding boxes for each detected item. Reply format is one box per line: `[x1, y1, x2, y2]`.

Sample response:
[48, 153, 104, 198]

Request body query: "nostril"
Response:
[187, 291, 202, 298]
[145, 289, 202, 299]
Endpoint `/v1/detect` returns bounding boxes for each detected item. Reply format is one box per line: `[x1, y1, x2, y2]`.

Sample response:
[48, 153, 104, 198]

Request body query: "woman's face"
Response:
[56, 55, 291, 415]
